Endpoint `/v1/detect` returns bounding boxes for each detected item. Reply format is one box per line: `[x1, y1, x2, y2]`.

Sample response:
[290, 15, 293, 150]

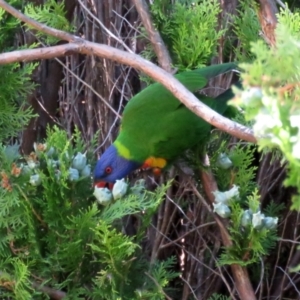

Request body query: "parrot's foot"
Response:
[141, 156, 166, 176]
[142, 156, 167, 170]
[152, 168, 162, 176]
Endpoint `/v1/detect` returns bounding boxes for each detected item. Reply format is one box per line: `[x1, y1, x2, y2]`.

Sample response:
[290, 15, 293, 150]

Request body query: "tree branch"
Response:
[256, 0, 278, 46]
[0, 0, 257, 144]
[198, 168, 257, 300]
[132, 0, 173, 72]
[31, 281, 67, 300]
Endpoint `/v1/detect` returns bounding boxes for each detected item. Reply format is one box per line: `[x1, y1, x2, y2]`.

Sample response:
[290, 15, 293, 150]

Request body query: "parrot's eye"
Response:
[105, 166, 112, 174]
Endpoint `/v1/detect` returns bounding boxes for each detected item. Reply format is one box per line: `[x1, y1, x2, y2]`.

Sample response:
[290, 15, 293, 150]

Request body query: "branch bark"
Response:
[31, 281, 67, 300]
[199, 169, 257, 300]
[132, 0, 173, 72]
[0, 0, 257, 144]
[256, 0, 278, 46]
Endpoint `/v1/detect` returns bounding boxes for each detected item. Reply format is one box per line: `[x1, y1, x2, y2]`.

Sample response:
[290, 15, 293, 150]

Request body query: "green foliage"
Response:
[145, 0, 224, 71]
[134, 257, 179, 300]
[277, 5, 300, 38]
[208, 294, 231, 300]
[210, 136, 257, 198]
[0, 126, 177, 298]
[209, 132, 279, 267]
[0, 63, 37, 140]
[25, 0, 73, 44]
[218, 190, 278, 266]
[233, 10, 300, 209]
[231, 1, 261, 61]
[0, 0, 22, 50]
[0, 3, 37, 141]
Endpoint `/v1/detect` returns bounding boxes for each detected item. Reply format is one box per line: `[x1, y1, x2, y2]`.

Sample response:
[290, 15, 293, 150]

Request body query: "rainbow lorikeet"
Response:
[94, 63, 237, 186]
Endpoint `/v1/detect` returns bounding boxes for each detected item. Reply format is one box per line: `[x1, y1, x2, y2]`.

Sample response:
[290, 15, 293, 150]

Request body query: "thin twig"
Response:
[145, 272, 173, 300]
[77, 0, 133, 53]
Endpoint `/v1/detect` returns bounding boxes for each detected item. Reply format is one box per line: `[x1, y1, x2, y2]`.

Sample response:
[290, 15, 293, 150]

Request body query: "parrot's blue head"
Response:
[94, 144, 141, 186]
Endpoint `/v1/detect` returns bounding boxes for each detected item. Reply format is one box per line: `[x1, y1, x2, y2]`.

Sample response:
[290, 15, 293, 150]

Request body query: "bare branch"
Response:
[0, 0, 257, 143]
[198, 163, 257, 300]
[131, 0, 173, 72]
[31, 281, 67, 300]
[256, 0, 278, 47]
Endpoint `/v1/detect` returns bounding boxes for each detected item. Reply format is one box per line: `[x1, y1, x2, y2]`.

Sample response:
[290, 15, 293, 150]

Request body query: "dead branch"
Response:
[31, 281, 67, 300]
[198, 163, 257, 300]
[131, 0, 173, 72]
[256, 0, 278, 46]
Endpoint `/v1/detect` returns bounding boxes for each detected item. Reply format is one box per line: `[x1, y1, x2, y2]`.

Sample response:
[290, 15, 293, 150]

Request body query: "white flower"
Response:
[217, 153, 233, 169]
[292, 140, 300, 159]
[213, 185, 239, 205]
[72, 152, 87, 171]
[263, 217, 278, 230]
[290, 115, 300, 128]
[212, 190, 228, 204]
[252, 211, 265, 230]
[213, 202, 231, 218]
[81, 164, 91, 177]
[94, 187, 113, 205]
[29, 174, 41, 186]
[68, 167, 79, 181]
[27, 160, 38, 169]
[241, 87, 262, 106]
[241, 209, 252, 227]
[112, 179, 128, 200]
[50, 160, 59, 168]
[253, 110, 282, 135]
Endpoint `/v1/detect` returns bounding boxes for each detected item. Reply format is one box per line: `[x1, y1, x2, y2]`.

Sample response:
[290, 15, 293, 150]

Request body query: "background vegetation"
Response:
[0, 0, 300, 299]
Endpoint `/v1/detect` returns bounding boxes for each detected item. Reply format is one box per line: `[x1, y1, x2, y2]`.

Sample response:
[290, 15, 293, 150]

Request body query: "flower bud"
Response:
[112, 179, 128, 200]
[217, 153, 233, 169]
[212, 190, 228, 204]
[252, 211, 265, 230]
[72, 152, 87, 171]
[29, 174, 41, 186]
[94, 187, 113, 205]
[34, 142, 47, 153]
[213, 202, 231, 218]
[27, 160, 38, 170]
[68, 168, 79, 181]
[213, 185, 239, 204]
[50, 160, 59, 168]
[241, 87, 262, 106]
[263, 217, 278, 230]
[80, 164, 91, 177]
[241, 209, 252, 227]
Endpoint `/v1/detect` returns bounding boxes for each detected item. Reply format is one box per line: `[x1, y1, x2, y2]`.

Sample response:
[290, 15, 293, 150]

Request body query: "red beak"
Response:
[94, 181, 114, 190]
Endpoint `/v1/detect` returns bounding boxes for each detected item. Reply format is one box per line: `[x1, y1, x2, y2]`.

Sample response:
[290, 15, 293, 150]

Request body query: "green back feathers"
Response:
[116, 63, 237, 163]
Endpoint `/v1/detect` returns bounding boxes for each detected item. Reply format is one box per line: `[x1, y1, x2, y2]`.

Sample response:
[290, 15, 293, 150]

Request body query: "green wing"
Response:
[117, 63, 237, 162]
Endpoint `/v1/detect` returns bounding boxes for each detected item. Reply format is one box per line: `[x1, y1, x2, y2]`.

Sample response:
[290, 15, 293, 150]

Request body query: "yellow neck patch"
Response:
[114, 140, 131, 159]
